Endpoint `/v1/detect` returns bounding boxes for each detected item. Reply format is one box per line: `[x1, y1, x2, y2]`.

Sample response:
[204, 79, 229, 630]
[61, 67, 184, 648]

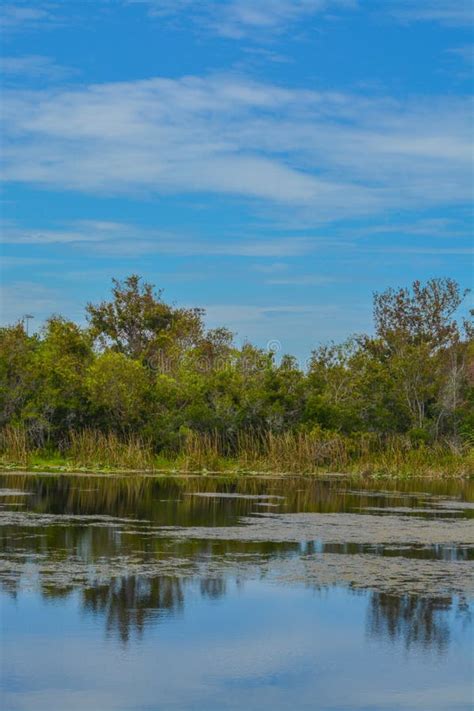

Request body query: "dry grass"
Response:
[0, 426, 472, 477]
[174, 429, 473, 477]
[0, 425, 32, 466]
[175, 431, 222, 471]
[67, 429, 154, 470]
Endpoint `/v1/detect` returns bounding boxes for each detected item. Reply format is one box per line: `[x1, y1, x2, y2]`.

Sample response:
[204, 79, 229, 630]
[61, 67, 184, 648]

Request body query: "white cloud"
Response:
[355, 217, 472, 238]
[203, 302, 367, 353]
[0, 256, 58, 267]
[0, 55, 76, 81]
[387, 1, 474, 26]
[2, 1, 471, 41]
[204, 303, 325, 322]
[0, 282, 64, 324]
[0, 3, 56, 31]
[0, 222, 126, 245]
[1, 220, 316, 257]
[1, 75, 471, 222]
[252, 262, 289, 273]
[447, 46, 474, 66]
[375, 246, 474, 256]
[3, 599, 471, 711]
[265, 275, 336, 285]
[130, 1, 474, 35]
[205, 0, 356, 39]
[133, 0, 357, 38]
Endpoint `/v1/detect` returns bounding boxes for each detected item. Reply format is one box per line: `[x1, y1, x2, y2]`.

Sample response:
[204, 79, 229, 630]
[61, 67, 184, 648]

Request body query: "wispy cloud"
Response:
[1, 220, 316, 257]
[133, 0, 357, 39]
[446, 45, 474, 67]
[2, 75, 471, 222]
[386, 1, 474, 26]
[203, 301, 364, 351]
[1, 221, 128, 245]
[129, 1, 473, 36]
[355, 217, 472, 239]
[0, 256, 59, 267]
[265, 275, 336, 286]
[0, 3, 58, 31]
[2, 1, 471, 40]
[0, 282, 65, 324]
[0, 55, 76, 81]
[252, 262, 289, 274]
[374, 246, 474, 256]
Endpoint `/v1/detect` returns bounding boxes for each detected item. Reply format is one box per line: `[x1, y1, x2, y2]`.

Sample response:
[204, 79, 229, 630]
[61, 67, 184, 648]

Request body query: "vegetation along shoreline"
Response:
[1, 275, 472, 479]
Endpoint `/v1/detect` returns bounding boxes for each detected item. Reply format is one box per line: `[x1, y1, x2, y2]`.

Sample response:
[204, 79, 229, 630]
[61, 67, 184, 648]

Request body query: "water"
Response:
[0, 473, 473, 711]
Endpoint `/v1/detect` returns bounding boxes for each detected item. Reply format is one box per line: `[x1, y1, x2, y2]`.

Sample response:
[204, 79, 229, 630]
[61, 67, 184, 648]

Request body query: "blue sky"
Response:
[1, 1, 473, 360]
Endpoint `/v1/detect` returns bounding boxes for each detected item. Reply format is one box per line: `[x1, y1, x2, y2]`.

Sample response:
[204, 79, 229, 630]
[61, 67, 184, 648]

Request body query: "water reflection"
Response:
[1, 472, 473, 522]
[1, 554, 469, 656]
[0, 472, 473, 656]
[368, 593, 458, 653]
[83, 576, 186, 643]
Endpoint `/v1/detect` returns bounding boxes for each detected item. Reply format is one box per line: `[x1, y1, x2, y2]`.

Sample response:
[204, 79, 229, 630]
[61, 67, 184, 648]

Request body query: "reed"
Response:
[167, 429, 473, 477]
[354, 438, 474, 477]
[0, 426, 471, 477]
[67, 429, 155, 470]
[175, 430, 223, 471]
[0, 425, 31, 466]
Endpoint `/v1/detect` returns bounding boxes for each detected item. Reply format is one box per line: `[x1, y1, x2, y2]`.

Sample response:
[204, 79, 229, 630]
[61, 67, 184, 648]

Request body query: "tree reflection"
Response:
[83, 575, 186, 643]
[200, 576, 227, 599]
[79, 573, 229, 643]
[365, 593, 470, 653]
[3, 560, 469, 653]
[0, 473, 472, 651]
[2, 472, 473, 524]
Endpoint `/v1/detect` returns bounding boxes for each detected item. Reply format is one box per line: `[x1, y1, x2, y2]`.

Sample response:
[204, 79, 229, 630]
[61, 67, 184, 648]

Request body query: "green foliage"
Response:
[86, 274, 205, 362]
[0, 323, 36, 427]
[0, 317, 93, 444]
[85, 352, 149, 430]
[1, 275, 472, 475]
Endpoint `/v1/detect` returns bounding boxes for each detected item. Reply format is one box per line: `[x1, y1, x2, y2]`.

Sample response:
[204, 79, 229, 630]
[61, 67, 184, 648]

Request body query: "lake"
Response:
[0, 472, 473, 711]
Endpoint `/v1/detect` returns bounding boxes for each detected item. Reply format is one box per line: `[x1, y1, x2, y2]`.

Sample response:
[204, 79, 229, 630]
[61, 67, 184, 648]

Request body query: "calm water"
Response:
[0, 473, 473, 711]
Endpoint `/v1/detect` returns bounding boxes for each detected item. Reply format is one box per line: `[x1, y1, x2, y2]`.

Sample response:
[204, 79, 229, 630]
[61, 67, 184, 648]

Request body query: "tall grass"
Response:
[175, 430, 222, 471]
[175, 429, 360, 472]
[68, 430, 154, 470]
[0, 426, 472, 477]
[175, 428, 473, 477]
[0, 425, 31, 466]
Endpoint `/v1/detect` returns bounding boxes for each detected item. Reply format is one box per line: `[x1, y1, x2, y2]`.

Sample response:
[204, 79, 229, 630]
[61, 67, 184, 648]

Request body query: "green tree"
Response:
[24, 317, 93, 443]
[86, 352, 150, 431]
[0, 324, 37, 427]
[371, 278, 471, 438]
[86, 275, 205, 362]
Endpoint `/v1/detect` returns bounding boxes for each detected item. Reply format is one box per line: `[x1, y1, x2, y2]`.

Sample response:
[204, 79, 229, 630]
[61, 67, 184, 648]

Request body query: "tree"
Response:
[23, 317, 93, 443]
[86, 275, 205, 362]
[306, 340, 362, 432]
[372, 279, 471, 438]
[373, 278, 468, 350]
[86, 352, 150, 431]
[0, 273, 471, 455]
[0, 324, 37, 427]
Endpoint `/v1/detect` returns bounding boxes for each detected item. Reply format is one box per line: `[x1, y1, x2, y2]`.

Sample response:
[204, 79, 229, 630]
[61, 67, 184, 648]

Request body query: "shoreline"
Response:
[1, 465, 472, 481]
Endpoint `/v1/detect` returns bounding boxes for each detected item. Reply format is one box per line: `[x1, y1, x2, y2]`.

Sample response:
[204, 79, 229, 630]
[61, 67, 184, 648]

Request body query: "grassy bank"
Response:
[0, 426, 472, 478]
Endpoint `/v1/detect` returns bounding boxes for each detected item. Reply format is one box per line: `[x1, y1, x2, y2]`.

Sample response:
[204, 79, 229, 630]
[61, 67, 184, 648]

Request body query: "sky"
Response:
[1, 0, 473, 361]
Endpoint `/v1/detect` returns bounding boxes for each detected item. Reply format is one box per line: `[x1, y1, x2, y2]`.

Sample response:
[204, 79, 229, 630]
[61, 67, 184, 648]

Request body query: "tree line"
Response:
[1, 275, 472, 458]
